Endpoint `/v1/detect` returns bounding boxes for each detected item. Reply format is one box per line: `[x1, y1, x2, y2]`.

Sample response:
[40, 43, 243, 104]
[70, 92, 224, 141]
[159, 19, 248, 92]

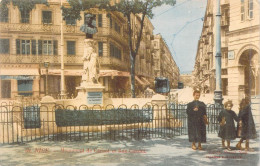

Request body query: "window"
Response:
[98, 42, 103, 56]
[0, 39, 9, 54]
[0, 8, 8, 22]
[16, 39, 36, 55]
[18, 80, 33, 96]
[38, 40, 58, 55]
[43, 40, 53, 55]
[114, 22, 121, 33]
[22, 40, 31, 55]
[248, 0, 253, 19]
[65, 16, 76, 25]
[241, 0, 245, 21]
[98, 14, 102, 27]
[42, 11, 52, 24]
[110, 17, 113, 28]
[110, 43, 121, 59]
[67, 41, 75, 55]
[20, 9, 30, 23]
[1, 80, 11, 98]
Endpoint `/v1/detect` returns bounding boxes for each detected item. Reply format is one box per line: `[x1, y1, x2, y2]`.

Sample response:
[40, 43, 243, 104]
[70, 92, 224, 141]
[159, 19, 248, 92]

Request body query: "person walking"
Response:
[186, 88, 208, 150]
[218, 100, 239, 151]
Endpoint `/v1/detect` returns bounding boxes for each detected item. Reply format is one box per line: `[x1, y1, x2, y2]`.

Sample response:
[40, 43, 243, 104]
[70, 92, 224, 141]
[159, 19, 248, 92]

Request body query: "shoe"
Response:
[245, 142, 254, 152]
[198, 146, 203, 150]
[226, 147, 232, 151]
[236, 143, 243, 150]
[192, 144, 197, 150]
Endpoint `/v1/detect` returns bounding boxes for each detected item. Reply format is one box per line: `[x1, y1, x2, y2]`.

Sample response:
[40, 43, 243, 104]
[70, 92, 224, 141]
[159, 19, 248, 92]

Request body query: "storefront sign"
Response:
[87, 92, 103, 104]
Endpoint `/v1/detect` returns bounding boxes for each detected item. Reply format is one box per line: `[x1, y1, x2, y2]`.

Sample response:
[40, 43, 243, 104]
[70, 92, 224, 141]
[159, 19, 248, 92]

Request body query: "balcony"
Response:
[207, 26, 213, 35]
[207, 45, 213, 54]
[204, 54, 210, 61]
[0, 23, 128, 45]
[0, 23, 82, 34]
[0, 54, 82, 64]
[99, 56, 129, 71]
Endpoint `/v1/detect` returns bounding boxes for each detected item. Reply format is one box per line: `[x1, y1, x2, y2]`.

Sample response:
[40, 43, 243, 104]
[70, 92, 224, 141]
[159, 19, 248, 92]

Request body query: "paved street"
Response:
[0, 132, 259, 166]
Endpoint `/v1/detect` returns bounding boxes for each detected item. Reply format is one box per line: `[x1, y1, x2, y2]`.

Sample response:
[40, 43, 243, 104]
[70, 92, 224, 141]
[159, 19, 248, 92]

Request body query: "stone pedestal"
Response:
[76, 83, 105, 107]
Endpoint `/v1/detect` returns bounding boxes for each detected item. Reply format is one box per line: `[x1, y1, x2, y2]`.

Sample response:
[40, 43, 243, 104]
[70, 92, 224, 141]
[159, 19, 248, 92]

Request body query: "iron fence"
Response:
[0, 103, 221, 144]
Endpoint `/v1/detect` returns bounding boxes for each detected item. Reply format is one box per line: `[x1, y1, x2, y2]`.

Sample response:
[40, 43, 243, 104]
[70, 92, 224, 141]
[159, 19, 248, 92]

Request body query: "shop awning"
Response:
[41, 69, 84, 76]
[0, 68, 39, 76]
[99, 70, 130, 77]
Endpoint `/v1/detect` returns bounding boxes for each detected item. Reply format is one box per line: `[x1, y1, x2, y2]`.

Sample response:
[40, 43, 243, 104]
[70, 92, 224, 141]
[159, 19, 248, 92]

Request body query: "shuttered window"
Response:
[42, 11, 52, 24]
[0, 39, 9, 54]
[67, 41, 75, 55]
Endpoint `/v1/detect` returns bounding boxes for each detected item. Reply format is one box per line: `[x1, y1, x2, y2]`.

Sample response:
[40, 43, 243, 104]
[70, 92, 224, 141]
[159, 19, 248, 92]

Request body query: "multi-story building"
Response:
[0, 0, 179, 100]
[193, 0, 259, 104]
[152, 34, 179, 89]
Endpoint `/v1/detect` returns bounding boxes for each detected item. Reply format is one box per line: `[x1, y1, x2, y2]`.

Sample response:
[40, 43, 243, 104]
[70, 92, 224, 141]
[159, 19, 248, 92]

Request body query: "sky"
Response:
[151, 0, 207, 74]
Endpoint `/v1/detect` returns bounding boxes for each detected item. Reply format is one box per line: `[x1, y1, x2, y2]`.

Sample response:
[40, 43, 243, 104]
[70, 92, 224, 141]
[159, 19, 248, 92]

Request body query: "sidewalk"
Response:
[0, 133, 259, 166]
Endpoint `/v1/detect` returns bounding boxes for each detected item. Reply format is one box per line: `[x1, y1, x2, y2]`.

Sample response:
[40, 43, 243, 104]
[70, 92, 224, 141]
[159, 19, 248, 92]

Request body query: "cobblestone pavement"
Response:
[0, 133, 259, 166]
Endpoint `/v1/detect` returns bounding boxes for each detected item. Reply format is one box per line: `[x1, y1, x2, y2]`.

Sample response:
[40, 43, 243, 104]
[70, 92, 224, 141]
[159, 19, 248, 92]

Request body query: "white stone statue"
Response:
[82, 39, 99, 84]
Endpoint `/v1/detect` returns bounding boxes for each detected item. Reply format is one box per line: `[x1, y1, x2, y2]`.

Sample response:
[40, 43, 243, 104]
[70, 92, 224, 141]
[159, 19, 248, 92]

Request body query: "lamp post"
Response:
[60, 0, 66, 99]
[214, 0, 223, 105]
[44, 61, 50, 96]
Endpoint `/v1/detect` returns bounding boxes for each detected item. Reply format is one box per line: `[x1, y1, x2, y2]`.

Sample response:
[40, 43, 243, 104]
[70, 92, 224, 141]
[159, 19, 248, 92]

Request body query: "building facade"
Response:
[193, 0, 259, 104]
[0, 0, 180, 100]
[152, 34, 180, 89]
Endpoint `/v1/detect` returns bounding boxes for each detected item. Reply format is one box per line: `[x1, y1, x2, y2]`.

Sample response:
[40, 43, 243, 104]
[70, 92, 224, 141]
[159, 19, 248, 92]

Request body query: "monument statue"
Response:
[75, 13, 104, 106]
[80, 13, 98, 39]
[82, 40, 99, 84]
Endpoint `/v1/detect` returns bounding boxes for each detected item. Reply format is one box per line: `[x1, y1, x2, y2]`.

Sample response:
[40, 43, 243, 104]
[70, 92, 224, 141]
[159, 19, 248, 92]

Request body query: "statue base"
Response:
[76, 82, 105, 107]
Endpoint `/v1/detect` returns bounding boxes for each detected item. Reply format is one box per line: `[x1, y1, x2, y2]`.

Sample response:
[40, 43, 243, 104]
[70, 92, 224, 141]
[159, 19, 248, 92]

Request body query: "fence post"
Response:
[151, 94, 168, 129]
[40, 96, 57, 137]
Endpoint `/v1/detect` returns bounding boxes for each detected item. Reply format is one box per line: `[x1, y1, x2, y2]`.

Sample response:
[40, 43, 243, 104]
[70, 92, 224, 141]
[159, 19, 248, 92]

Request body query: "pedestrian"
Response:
[236, 98, 257, 151]
[217, 100, 239, 151]
[186, 88, 208, 150]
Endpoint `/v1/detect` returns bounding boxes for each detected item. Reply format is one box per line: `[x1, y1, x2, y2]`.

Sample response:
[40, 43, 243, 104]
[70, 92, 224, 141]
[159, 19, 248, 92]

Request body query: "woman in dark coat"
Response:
[236, 98, 257, 151]
[186, 89, 208, 150]
[217, 100, 239, 150]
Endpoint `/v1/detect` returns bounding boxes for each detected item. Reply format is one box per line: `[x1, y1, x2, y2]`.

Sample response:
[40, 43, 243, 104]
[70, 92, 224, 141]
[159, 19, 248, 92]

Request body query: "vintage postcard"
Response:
[0, 0, 259, 165]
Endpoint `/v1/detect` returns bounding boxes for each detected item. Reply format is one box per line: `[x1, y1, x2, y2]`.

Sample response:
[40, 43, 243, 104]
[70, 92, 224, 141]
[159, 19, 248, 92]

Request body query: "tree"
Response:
[0, 0, 48, 16]
[62, 0, 176, 98]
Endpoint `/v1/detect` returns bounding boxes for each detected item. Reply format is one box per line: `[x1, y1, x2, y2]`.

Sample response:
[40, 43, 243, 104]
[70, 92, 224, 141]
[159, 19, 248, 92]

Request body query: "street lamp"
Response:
[44, 61, 50, 96]
[214, 0, 223, 105]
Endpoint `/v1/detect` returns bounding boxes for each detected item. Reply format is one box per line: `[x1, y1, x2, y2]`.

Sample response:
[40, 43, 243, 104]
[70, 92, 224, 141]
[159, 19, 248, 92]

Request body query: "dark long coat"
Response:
[217, 109, 238, 140]
[186, 100, 207, 143]
[238, 105, 257, 139]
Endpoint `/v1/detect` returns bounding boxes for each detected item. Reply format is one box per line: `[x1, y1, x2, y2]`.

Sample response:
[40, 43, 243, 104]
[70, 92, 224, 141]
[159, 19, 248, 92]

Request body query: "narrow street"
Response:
[173, 87, 214, 105]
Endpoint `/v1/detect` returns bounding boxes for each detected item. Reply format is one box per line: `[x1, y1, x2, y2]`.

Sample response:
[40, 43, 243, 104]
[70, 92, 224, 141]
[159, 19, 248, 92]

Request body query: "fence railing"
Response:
[0, 103, 221, 144]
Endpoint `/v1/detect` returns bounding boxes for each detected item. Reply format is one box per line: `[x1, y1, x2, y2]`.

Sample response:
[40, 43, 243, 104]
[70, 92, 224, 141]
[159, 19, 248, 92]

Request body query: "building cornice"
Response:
[227, 25, 260, 36]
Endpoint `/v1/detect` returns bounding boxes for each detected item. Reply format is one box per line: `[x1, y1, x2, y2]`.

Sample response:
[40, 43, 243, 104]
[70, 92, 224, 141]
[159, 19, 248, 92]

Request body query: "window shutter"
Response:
[16, 39, 20, 54]
[53, 40, 58, 55]
[38, 40, 42, 55]
[98, 42, 103, 56]
[32, 40, 36, 55]
[98, 14, 102, 27]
